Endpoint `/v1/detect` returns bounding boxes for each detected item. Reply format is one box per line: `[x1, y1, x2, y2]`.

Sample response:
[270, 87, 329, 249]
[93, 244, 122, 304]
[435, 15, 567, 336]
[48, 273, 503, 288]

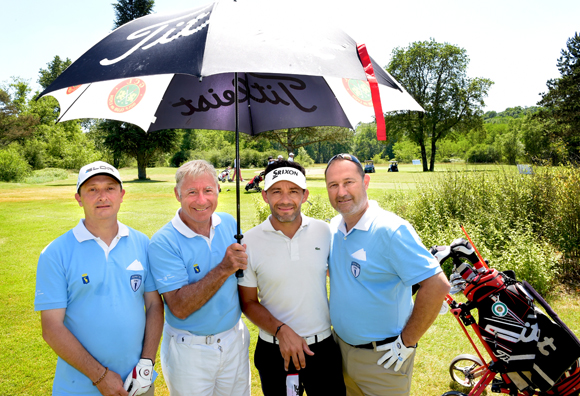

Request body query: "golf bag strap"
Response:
[357, 43, 386, 141]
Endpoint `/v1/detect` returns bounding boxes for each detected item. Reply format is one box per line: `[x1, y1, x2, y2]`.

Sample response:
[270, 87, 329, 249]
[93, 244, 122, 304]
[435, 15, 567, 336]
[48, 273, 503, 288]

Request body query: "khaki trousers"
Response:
[336, 333, 415, 396]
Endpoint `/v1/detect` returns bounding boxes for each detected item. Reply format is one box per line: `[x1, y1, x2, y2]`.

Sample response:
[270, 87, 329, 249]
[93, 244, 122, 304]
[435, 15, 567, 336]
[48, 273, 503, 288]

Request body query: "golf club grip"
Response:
[236, 269, 244, 278]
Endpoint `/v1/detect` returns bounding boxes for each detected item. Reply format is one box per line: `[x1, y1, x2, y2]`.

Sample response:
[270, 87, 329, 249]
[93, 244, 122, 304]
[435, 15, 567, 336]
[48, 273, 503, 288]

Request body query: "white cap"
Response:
[289, 153, 294, 156]
[264, 167, 307, 191]
[77, 161, 123, 193]
[277, 155, 283, 159]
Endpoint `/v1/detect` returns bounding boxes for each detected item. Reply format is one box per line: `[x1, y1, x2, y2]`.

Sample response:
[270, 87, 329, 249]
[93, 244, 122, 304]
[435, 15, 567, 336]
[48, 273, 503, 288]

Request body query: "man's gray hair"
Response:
[175, 160, 219, 198]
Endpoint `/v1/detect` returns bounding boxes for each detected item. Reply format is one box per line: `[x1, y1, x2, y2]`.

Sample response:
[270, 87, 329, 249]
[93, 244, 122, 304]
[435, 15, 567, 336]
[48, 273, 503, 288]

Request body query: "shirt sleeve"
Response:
[388, 223, 442, 287]
[34, 242, 68, 311]
[148, 233, 190, 294]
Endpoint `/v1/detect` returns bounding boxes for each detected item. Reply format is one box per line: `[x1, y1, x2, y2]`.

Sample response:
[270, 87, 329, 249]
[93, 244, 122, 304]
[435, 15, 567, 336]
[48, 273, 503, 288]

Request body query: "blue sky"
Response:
[2, 0, 579, 112]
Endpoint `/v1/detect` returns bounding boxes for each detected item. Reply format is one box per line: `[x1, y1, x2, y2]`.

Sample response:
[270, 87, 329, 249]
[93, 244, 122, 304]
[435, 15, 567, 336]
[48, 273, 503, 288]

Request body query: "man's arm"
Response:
[238, 285, 313, 371]
[163, 243, 247, 320]
[400, 271, 450, 346]
[41, 309, 128, 396]
[140, 291, 164, 361]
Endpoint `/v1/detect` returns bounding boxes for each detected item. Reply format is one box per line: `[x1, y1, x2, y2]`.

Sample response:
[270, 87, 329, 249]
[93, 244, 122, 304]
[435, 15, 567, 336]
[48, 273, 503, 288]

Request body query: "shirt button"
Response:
[344, 236, 347, 240]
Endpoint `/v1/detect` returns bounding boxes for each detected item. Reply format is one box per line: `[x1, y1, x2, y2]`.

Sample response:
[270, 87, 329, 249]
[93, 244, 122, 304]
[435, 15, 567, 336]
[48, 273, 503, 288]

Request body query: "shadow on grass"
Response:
[124, 179, 165, 184]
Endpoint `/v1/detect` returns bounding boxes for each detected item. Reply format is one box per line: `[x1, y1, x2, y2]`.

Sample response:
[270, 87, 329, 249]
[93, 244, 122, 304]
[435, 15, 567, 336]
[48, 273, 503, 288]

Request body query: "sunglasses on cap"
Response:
[326, 153, 362, 170]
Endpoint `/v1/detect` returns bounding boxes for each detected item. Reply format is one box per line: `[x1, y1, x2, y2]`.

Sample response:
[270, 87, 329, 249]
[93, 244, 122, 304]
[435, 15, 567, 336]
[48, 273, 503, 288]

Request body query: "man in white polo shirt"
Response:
[35, 161, 164, 396]
[148, 159, 250, 396]
[239, 160, 345, 396]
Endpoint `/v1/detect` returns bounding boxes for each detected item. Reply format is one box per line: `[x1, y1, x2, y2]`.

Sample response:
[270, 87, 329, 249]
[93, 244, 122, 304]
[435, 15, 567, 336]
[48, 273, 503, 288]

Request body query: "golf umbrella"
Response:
[39, 0, 423, 275]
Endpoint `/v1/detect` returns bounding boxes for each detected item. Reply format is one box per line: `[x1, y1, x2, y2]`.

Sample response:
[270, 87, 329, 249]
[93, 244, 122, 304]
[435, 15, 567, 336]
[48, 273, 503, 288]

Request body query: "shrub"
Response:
[465, 144, 500, 163]
[24, 168, 69, 184]
[0, 148, 32, 182]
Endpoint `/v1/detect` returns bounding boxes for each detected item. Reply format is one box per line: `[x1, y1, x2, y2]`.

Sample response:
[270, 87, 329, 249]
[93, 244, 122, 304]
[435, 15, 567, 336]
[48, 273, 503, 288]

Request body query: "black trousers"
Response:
[254, 335, 346, 396]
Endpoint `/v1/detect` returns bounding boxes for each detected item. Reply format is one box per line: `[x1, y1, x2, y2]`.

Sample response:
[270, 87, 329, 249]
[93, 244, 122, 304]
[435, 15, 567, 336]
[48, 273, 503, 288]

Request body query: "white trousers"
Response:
[160, 319, 251, 396]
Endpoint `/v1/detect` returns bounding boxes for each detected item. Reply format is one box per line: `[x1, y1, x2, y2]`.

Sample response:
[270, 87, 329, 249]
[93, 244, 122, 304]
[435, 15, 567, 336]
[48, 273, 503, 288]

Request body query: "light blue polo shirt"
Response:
[34, 220, 154, 396]
[148, 210, 241, 335]
[329, 201, 441, 346]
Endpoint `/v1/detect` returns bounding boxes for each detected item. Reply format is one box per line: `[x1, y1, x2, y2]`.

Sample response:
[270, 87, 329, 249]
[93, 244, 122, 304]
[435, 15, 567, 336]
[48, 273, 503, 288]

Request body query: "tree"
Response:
[38, 56, 71, 90]
[0, 79, 39, 147]
[113, 0, 155, 28]
[386, 39, 493, 171]
[258, 126, 353, 156]
[99, 120, 178, 179]
[537, 32, 580, 162]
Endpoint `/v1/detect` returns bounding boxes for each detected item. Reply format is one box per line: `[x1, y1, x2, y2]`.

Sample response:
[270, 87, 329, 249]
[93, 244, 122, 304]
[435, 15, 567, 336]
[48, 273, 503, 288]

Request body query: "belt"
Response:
[164, 323, 236, 345]
[259, 328, 332, 346]
[350, 335, 399, 350]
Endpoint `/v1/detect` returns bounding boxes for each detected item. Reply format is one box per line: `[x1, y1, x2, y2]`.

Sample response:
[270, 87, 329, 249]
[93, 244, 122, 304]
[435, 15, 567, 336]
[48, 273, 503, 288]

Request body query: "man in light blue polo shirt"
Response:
[35, 161, 164, 396]
[325, 154, 450, 396]
[148, 159, 250, 396]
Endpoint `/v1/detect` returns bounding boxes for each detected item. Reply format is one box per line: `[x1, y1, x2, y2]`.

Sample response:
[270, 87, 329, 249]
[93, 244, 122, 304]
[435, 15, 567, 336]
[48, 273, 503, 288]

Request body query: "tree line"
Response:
[1, 0, 577, 181]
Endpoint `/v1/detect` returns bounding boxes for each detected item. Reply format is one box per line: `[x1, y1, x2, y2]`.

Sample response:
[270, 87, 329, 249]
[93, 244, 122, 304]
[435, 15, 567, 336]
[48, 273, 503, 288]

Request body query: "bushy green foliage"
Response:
[378, 167, 580, 294]
[295, 147, 314, 168]
[465, 143, 501, 163]
[24, 168, 69, 184]
[0, 147, 31, 182]
[393, 140, 421, 163]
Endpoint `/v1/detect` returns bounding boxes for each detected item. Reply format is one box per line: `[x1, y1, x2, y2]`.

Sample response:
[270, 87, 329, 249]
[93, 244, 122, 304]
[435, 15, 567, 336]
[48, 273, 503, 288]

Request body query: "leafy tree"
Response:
[386, 39, 493, 171]
[352, 123, 392, 161]
[113, 0, 155, 28]
[537, 32, 580, 162]
[0, 80, 38, 146]
[38, 56, 71, 90]
[259, 126, 352, 156]
[99, 120, 178, 179]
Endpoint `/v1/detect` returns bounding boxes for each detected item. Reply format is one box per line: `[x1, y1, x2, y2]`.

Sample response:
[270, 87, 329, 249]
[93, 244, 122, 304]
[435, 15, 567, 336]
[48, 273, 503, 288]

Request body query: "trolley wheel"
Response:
[449, 354, 484, 388]
[441, 392, 469, 396]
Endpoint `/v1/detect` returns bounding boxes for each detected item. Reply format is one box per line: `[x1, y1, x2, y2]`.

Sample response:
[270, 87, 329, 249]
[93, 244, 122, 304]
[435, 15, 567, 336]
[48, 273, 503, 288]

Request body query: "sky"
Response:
[2, 0, 579, 112]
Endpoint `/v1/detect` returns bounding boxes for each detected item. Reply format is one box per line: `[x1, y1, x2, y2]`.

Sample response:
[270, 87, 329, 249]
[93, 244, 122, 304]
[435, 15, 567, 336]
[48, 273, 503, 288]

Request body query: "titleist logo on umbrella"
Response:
[171, 74, 318, 115]
[100, 8, 212, 66]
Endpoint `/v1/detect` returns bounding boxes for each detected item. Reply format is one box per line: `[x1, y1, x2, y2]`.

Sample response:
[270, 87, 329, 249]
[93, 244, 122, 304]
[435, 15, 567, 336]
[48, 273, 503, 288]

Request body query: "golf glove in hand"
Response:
[376, 335, 414, 372]
[123, 358, 153, 396]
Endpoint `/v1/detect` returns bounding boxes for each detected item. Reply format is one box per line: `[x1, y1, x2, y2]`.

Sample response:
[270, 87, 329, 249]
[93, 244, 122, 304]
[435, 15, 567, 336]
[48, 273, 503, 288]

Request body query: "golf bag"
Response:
[245, 172, 264, 192]
[434, 239, 580, 394]
[218, 167, 231, 182]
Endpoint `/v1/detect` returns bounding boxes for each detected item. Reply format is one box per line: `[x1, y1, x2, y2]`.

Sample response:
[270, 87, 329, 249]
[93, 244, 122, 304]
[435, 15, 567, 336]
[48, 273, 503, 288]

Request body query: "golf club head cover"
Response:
[123, 358, 153, 396]
[450, 238, 479, 264]
[376, 335, 415, 372]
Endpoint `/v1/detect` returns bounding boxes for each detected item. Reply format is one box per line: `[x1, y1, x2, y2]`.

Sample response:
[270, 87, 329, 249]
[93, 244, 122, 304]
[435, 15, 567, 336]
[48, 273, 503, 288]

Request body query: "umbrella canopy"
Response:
[39, 0, 423, 139]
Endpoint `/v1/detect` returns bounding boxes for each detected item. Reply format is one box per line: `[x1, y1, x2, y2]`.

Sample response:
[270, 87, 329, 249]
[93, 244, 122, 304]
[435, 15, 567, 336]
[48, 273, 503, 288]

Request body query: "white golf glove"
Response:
[376, 335, 415, 372]
[123, 358, 153, 396]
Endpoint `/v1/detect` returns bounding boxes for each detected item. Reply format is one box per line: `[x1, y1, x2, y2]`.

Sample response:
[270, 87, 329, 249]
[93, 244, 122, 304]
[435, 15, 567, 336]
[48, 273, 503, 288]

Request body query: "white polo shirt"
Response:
[239, 214, 331, 338]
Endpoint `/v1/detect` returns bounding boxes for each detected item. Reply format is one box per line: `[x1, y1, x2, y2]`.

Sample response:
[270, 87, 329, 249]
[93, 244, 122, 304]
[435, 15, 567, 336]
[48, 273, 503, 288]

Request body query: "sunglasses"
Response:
[326, 153, 362, 170]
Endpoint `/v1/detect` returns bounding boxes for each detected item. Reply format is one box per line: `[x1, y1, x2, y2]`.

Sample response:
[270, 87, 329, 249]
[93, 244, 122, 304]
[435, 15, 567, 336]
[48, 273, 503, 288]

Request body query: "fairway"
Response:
[2, 163, 579, 395]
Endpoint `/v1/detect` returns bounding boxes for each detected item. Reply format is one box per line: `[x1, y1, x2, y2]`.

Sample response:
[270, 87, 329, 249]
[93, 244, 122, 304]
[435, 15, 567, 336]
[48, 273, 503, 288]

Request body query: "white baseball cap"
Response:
[277, 155, 283, 159]
[289, 153, 294, 156]
[77, 161, 123, 193]
[264, 167, 307, 191]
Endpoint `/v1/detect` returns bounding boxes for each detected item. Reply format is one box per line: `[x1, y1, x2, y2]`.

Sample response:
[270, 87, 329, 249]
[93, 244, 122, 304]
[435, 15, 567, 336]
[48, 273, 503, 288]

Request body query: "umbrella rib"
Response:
[56, 83, 93, 124]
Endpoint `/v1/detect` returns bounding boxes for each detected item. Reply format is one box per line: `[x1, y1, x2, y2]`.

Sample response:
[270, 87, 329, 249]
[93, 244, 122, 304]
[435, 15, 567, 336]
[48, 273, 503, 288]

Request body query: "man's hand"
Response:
[376, 335, 414, 372]
[123, 359, 153, 396]
[276, 325, 314, 371]
[96, 368, 129, 396]
[220, 243, 248, 275]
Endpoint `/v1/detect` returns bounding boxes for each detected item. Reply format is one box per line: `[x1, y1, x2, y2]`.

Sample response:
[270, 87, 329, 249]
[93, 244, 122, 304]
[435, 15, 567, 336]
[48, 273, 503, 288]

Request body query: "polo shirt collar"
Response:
[72, 219, 129, 243]
[337, 200, 380, 236]
[171, 208, 221, 239]
[262, 212, 310, 233]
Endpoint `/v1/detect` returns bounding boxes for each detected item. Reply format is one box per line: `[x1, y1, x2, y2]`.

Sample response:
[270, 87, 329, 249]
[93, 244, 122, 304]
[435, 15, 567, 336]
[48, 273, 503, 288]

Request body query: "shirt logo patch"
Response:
[82, 274, 90, 284]
[130, 274, 142, 292]
[193, 264, 200, 274]
[351, 262, 361, 278]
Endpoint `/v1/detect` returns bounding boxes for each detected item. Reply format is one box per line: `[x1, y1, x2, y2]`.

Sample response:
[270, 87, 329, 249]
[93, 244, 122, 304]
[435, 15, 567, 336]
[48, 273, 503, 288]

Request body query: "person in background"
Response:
[229, 158, 245, 182]
[35, 161, 163, 396]
[324, 153, 450, 396]
[267, 156, 276, 165]
[288, 153, 295, 162]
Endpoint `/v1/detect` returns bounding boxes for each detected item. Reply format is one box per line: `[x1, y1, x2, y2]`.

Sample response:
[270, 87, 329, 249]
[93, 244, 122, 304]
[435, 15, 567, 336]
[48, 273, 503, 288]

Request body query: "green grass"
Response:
[1, 164, 579, 395]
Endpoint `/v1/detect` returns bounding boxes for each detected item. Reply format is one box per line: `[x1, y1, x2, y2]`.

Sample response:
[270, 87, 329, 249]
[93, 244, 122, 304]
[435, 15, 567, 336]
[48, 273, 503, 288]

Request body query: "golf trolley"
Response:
[218, 167, 231, 183]
[245, 171, 265, 192]
[432, 231, 580, 396]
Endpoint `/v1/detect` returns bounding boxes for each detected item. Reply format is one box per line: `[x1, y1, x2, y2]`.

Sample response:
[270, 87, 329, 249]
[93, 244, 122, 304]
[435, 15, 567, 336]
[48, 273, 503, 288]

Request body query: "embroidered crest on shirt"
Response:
[193, 264, 200, 273]
[351, 262, 361, 278]
[130, 274, 142, 292]
[82, 273, 90, 284]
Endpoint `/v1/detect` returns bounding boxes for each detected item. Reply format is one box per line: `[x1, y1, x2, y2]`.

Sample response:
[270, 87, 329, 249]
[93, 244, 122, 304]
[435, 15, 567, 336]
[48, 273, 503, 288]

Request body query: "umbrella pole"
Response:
[234, 72, 243, 278]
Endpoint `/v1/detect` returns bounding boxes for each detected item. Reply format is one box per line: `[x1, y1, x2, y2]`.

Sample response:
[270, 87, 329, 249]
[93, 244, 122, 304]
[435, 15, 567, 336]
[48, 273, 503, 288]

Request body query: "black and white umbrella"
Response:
[39, 0, 422, 263]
